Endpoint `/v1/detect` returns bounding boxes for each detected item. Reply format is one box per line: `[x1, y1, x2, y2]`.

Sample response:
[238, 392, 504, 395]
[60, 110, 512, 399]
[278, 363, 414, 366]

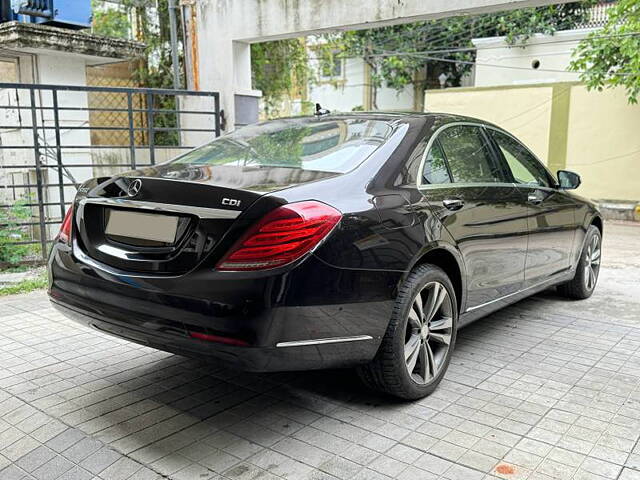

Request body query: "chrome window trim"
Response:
[417, 121, 560, 191]
[417, 182, 518, 191]
[276, 335, 373, 348]
[80, 197, 241, 219]
[483, 125, 559, 189]
[416, 121, 504, 189]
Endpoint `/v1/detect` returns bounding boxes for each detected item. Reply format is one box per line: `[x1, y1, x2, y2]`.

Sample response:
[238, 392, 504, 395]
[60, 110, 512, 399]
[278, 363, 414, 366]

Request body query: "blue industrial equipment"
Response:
[1, 0, 91, 29]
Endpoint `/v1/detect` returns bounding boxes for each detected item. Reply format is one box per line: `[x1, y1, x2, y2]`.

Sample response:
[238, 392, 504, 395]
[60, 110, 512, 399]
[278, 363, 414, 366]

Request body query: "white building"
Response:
[308, 54, 415, 113]
[472, 28, 597, 87]
[305, 26, 602, 113]
[301, 0, 612, 113]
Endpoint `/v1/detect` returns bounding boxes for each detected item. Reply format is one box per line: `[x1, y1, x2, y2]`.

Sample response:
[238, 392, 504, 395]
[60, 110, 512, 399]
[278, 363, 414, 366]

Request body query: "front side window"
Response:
[489, 130, 551, 187]
[422, 140, 451, 184]
[437, 126, 503, 184]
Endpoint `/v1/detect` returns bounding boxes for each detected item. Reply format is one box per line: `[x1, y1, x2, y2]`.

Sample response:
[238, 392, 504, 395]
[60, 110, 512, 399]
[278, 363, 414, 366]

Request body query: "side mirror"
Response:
[557, 170, 581, 190]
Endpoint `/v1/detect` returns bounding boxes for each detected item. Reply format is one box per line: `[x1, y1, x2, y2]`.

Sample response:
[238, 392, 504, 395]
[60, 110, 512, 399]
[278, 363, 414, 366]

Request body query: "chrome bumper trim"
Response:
[81, 198, 241, 219]
[276, 335, 373, 348]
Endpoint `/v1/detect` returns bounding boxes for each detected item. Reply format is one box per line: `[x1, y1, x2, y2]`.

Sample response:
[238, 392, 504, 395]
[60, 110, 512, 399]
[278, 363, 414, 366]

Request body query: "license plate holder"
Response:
[105, 209, 179, 244]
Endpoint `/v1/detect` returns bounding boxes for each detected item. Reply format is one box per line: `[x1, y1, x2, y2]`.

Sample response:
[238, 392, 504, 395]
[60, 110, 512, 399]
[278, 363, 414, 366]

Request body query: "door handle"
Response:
[442, 198, 464, 211]
[528, 193, 543, 205]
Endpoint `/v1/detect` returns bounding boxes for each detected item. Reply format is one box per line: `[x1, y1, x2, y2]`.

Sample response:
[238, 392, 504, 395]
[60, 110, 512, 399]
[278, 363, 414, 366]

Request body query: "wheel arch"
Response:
[590, 215, 603, 235]
[407, 244, 466, 314]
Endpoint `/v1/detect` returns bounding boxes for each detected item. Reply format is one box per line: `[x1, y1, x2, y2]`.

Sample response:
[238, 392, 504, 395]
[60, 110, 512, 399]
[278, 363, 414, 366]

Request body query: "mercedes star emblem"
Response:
[127, 179, 142, 197]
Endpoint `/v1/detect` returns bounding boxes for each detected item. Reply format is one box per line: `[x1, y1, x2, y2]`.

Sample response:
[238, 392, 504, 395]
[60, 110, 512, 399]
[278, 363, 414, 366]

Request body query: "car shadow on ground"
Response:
[73, 286, 599, 462]
[100, 289, 558, 425]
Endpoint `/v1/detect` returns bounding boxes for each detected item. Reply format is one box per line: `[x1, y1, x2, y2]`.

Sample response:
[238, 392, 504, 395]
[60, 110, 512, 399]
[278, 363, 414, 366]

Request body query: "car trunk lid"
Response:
[74, 166, 336, 275]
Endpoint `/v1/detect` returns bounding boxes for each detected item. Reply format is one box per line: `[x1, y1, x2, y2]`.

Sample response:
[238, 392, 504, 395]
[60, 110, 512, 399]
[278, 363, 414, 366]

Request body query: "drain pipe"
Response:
[168, 0, 181, 89]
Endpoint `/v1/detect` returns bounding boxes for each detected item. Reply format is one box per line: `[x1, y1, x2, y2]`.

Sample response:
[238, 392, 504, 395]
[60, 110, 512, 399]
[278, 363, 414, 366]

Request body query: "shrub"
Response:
[0, 199, 34, 265]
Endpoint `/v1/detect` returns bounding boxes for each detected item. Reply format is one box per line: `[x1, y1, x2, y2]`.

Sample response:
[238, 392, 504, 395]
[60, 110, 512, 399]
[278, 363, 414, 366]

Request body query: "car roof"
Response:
[271, 111, 501, 130]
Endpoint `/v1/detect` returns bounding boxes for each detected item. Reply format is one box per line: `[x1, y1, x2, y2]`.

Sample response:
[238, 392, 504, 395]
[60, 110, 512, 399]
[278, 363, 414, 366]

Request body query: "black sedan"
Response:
[48, 113, 602, 399]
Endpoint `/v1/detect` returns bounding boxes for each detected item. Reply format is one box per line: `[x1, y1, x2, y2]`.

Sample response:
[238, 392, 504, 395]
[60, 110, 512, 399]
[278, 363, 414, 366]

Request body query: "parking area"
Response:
[1, 221, 639, 480]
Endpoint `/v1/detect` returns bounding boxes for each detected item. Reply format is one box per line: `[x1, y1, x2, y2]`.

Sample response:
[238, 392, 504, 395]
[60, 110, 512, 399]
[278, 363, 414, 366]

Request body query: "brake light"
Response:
[58, 205, 74, 245]
[188, 331, 249, 346]
[216, 201, 341, 271]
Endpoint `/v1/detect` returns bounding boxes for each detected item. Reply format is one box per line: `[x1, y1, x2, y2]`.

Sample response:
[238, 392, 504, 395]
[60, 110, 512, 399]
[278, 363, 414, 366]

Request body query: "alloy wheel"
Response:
[584, 234, 601, 291]
[405, 282, 453, 385]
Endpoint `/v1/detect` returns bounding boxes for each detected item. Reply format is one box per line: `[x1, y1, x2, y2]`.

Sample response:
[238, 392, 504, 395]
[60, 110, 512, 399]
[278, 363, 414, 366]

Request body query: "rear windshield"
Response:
[171, 118, 395, 173]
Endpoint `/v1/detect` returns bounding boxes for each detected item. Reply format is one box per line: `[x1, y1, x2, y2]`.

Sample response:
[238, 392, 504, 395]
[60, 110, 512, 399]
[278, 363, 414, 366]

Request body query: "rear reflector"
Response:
[188, 331, 249, 346]
[215, 201, 341, 271]
[57, 205, 74, 245]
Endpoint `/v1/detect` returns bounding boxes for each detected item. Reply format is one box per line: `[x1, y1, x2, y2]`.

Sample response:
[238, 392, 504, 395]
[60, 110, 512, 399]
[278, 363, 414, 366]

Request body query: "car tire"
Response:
[357, 264, 458, 400]
[557, 225, 601, 300]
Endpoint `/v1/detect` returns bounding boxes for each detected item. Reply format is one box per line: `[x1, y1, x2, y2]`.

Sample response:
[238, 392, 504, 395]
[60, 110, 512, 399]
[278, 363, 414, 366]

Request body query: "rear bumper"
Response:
[49, 299, 375, 371]
[48, 242, 398, 372]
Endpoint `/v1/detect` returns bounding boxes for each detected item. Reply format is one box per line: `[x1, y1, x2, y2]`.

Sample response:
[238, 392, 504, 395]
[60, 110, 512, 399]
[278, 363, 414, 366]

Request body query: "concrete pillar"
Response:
[233, 41, 261, 128]
[190, 5, 260, 131]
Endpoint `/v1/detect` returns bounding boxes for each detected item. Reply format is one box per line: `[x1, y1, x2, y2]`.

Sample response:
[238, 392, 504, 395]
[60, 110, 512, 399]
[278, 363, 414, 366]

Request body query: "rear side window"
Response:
[437, 125, 503, 184]
[422, 140, 451, 184]
[489, 129, 551, 187]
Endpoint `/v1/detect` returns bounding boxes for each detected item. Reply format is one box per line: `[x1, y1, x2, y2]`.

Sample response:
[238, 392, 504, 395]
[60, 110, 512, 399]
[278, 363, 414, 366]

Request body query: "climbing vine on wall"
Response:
[251, 39, 311, 117]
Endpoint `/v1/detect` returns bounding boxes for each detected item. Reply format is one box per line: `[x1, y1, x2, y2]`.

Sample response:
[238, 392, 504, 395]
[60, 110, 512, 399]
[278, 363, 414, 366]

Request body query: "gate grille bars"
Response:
[0, 82, 220, 263]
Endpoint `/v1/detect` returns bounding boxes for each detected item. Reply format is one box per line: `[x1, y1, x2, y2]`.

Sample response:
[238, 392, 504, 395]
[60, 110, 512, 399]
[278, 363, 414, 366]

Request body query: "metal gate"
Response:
[0, 82, 220, 264]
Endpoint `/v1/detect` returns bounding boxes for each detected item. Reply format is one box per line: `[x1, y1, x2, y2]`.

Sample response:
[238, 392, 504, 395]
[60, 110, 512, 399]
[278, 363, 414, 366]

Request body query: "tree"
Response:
[570, 0, 640, 104]
[251, 40, 310, 117]
[91, 0, 183, 91]
[91, 0, 130, 39]
[91, 0, 185, 144]
[328, 2, 594, 108]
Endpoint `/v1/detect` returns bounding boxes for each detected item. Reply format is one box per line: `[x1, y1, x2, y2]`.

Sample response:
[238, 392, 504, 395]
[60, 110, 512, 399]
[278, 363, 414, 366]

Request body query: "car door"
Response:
[487, 128, 578, 287]
[418, 124, 529, 310]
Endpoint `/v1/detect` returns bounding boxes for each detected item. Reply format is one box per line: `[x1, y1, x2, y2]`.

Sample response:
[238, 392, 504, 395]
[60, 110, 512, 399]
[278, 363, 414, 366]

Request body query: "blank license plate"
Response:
[105, 209, 178, 244]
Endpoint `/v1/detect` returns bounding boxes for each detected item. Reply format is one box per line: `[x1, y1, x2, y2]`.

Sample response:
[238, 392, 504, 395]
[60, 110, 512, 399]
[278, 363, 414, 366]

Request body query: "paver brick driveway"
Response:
[1, 221, 639, 480]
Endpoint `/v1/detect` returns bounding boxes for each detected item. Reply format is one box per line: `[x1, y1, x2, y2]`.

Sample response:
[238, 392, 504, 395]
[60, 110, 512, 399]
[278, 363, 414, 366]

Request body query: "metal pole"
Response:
[168, 0, 181, 90]
[29, 88, 48, 261]
[146, 92, 156, 165]
[168, 0, 183, 147]
[127, 92, 137, 168]
[51, 89, 66, 222]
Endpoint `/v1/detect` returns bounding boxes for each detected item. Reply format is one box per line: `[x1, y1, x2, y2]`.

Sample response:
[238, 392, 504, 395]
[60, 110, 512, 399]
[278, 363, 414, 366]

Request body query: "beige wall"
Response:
[425, 85, 553, 161]
[424, 83, 640, 202]
[566, 86, 640, 201]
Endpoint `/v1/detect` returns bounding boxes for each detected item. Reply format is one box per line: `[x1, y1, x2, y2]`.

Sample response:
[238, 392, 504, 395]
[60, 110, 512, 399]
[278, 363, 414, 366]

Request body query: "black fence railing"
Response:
[0, 82, 220, 264]
[576, 2, 614, 29]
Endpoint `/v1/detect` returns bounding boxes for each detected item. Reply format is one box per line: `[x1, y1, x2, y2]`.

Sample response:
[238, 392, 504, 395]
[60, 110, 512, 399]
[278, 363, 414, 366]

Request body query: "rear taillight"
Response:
[216, 200, 341, 271]
[58, 206, 74, 245]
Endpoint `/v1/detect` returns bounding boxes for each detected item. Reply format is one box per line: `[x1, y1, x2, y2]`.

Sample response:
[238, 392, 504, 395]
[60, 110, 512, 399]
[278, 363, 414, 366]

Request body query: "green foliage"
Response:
[0, 272, 47, 296]
[251, 40, 310, 116]
[174, 125, 311, 167]
[0, 199, 33, 265]
[91, 0, 183, 143]
[248, 127, 310, 166]
[91, 0, 129, 39]
[330, 1, 593, 104]
[92, 0, 182, 89]
[570, 0, 640, 104]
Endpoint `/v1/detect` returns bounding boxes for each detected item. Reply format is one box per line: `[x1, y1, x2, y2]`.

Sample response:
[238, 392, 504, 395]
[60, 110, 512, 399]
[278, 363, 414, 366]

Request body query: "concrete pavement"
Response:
[1, 221, 639, 480]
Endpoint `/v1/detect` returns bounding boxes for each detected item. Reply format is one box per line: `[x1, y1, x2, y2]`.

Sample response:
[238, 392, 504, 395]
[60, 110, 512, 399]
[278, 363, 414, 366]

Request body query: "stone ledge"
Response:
[0, 21, 145, 60]
[595, 200, 640, 222]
